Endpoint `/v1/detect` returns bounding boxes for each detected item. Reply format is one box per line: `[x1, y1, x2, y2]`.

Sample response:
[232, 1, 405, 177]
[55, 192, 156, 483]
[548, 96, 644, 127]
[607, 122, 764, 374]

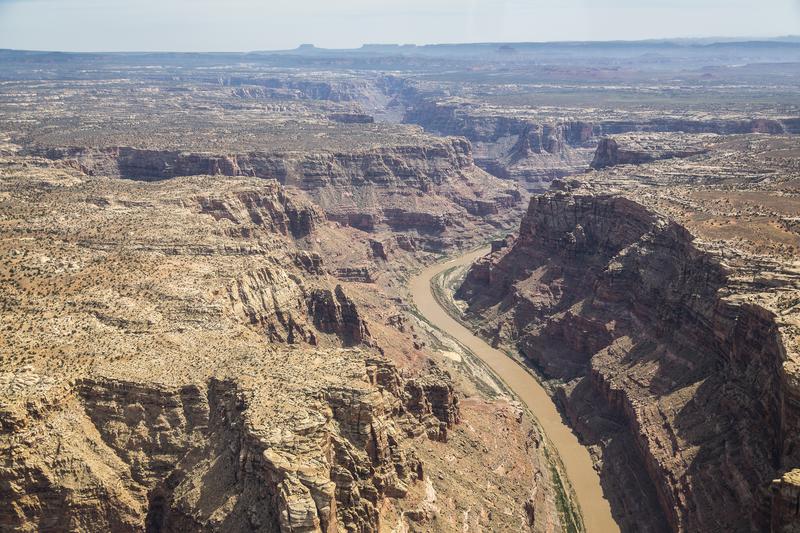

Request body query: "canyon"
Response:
[0, 157, 547, 532]
[455, 138, 800, 531]
[410, 248, 617, 533]
[1, 39, 799, 532]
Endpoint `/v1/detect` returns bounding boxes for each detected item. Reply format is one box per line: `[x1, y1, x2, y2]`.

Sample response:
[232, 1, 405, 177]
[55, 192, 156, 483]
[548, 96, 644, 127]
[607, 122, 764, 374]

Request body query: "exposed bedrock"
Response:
[228, 265, 369, 347]
[227, 76, 381, 104]
[457, 193, 799, 532]
[30, 140, 473, 186]
[2, 355, 459, 533]
[307, 285, 370, 346]
[405, 104, 595, 183]
[195, 185, 322, 239]
[406, 101, 797, 145]
[31, 139, 523, 249]
[590, 136, 708, 169]
[403, 100, 799, 187]
[771, 469, 800, 533]
[403, 101, 593, 147]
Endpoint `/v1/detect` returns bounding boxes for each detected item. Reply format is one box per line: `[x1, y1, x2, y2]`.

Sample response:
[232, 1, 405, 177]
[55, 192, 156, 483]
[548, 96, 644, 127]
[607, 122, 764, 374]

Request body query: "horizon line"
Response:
[2, 34, 799, 55]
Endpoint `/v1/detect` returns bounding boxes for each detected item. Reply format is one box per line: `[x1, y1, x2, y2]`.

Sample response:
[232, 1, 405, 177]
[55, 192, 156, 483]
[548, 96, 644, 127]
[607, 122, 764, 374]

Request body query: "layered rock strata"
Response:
[457, 193, 799, 532]
[590, 134, 710, 169]
[403, 97, 799, 189]
[0, 156, 552, 533]
[30, 138, 523, 251]
[2, 351, 459, 532]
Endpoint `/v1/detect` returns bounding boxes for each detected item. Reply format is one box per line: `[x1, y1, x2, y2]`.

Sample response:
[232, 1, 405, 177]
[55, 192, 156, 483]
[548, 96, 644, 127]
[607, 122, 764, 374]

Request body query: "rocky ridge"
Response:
[0, 158, 456, 532]
[402, 96, 799, 190]
[589, 134, 712, 169]
[2, 349, 459, 532]
[6, 45, 799, 533]
[457, 191, 800, 532]
[0, 151, 559, 532]
[29, 136, 523, 251]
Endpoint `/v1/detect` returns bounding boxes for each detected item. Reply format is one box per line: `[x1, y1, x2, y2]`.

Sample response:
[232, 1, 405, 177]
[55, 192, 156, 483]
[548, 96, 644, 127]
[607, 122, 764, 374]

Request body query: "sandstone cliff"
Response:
[0, 165, 458, 532]
[0, 156, 553, 533]
[402, 97, 798, 190]
[403, 100, 595, 188]
[590, 135, 709, 169]
[227, 75, 387, 109]
[457, 193, 799, 532]
[1, 351, 458, 532]
[30, 138, 523, 251]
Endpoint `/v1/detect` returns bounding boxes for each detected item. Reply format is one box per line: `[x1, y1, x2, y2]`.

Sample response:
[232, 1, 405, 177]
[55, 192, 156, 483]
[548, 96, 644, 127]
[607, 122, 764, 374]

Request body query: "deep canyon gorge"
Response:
[1, 39, 799, 532]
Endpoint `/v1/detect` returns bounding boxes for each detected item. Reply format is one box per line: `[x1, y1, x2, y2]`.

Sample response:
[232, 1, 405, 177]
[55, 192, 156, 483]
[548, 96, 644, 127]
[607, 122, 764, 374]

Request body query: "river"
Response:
[409, 247, 619, 533]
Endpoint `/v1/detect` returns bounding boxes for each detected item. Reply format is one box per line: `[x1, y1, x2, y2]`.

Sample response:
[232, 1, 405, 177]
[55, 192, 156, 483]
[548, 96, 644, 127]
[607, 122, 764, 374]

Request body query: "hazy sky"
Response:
[1, 0, 799, 52]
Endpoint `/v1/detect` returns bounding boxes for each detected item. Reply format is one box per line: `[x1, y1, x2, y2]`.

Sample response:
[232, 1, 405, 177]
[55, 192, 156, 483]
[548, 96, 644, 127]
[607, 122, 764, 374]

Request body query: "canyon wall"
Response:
[30, 139, 523, 250]
[2, 354, 459, 533]
[403, 101, 595, 186]
[29, 140, 474, 186]
[406, 101, 797, 144]
[589, 137, 708, 169]
[403, 99, 800, 188]
[0, 163, 468, 533]
[457, 193, 799, 532]
[0, 139, 555, 532]
[227, 76, 384, 106]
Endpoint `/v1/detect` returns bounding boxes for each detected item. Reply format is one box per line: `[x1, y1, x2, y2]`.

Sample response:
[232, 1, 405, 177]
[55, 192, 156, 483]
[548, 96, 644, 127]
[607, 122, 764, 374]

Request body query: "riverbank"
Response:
[409, 247, 619, 533]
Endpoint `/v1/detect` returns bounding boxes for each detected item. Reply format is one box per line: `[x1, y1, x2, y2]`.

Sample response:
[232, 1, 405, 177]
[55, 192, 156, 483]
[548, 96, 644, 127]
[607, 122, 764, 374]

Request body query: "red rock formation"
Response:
[771, 469, 800, 532]
[590, 136, 708, 169]
[196, 186, 321, 238]
[458, 193, 799, 532]
[403, 97, 794, 187]
[229, 266, 371, 347]
[2, 353, 459, 533]
[32, 139, 523, 250]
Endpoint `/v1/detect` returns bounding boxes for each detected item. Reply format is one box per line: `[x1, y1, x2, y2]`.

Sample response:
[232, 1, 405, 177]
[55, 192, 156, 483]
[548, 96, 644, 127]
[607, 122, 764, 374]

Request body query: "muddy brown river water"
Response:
[410, 247, 619, 533]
